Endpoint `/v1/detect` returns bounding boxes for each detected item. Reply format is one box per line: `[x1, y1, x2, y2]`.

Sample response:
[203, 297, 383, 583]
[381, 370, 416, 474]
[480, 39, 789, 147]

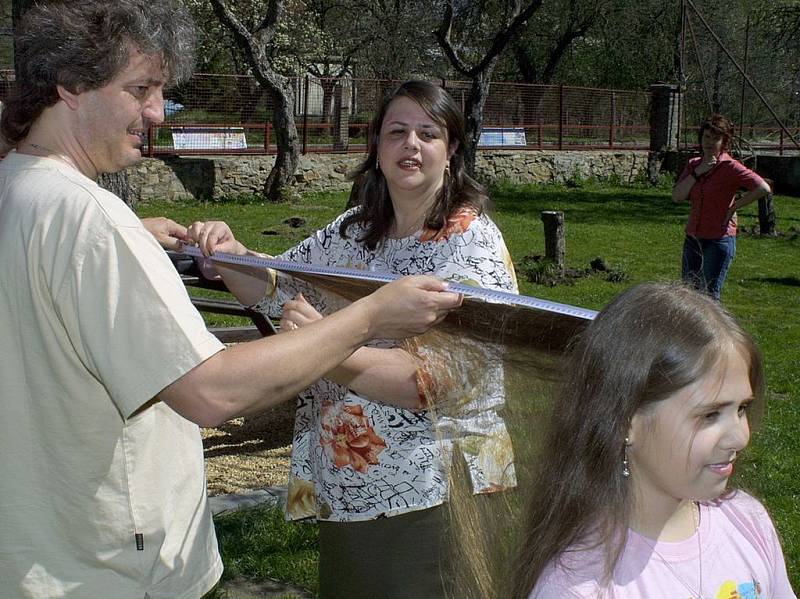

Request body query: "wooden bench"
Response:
[179, 271, 278, 343]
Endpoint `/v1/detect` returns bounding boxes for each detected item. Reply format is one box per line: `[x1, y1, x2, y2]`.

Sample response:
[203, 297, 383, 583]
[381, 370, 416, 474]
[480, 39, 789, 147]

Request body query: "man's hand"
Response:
[186, 220, 245, 256]
[141, 217, 189, 251]
[358, 276, 462, 339]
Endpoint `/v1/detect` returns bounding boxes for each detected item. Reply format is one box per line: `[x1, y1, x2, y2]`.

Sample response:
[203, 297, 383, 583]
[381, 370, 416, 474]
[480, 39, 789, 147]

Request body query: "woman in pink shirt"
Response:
[512, 283, 796, 599]
[672, 115, 770, 300]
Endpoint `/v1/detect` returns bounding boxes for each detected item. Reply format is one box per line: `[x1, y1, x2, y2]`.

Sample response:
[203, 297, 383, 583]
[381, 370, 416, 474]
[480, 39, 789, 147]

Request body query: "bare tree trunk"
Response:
[264, 85, 301, 201]
[320, 78, 336, 126]
[436, 0, 544, 178]
[98, 171, 135, 209]
[210, 0, 301, 202]
[463, 71, 492, 176]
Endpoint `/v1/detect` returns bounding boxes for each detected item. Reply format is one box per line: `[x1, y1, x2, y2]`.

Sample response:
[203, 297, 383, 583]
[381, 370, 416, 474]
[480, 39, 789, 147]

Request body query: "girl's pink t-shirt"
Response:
[530, 492, 796, 599]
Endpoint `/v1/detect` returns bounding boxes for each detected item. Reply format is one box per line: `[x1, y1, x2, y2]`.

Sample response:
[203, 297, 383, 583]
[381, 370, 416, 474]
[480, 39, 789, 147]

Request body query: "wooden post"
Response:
[758, 179, 776, 236]
[541, 211, 565, 273]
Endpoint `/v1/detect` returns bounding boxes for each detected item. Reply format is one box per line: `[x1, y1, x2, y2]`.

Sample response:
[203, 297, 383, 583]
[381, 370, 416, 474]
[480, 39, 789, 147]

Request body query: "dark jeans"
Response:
[681, 235, 736, 300]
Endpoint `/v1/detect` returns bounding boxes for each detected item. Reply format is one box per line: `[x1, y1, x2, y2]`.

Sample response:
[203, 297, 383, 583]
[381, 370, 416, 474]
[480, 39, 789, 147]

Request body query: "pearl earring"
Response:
[622, 437, 631, 478]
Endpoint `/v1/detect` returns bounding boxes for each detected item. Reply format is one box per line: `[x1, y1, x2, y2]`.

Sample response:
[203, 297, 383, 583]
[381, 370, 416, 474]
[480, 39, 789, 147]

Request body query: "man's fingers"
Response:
[165, 222, 188, 241]
[406, 276, 463, 309]
[437, 290, 463, 309]
[404, 274, 450, 292]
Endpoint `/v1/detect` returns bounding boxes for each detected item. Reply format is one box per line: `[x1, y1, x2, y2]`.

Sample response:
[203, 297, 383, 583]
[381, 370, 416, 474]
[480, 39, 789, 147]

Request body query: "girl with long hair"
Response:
[513, 283, 795, 598]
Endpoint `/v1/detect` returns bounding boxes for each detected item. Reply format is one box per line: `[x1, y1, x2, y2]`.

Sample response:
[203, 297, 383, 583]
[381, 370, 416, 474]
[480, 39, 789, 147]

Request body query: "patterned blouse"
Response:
[252, 206, 519, 522]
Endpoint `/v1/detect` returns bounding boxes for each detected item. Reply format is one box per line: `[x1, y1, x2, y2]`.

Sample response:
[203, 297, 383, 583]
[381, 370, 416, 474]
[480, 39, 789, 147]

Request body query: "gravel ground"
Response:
[202, 402, 296, 496]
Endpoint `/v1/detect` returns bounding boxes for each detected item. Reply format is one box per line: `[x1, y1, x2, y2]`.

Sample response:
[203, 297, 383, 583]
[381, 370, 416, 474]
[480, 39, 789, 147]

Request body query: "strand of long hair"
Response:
[510, 353, 635, 597]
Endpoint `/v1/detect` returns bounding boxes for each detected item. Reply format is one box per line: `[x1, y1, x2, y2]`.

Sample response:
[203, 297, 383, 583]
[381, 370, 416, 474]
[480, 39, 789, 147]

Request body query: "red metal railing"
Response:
[1, 69, 794, 156]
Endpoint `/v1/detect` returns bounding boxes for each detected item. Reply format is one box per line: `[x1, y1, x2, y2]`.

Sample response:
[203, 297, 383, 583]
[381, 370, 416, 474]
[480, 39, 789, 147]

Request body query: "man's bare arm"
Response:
[158, 275, 461, 426]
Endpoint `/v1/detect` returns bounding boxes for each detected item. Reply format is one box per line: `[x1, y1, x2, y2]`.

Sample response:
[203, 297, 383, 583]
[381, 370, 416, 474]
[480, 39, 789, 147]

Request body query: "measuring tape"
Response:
[178, 245, 598, 322]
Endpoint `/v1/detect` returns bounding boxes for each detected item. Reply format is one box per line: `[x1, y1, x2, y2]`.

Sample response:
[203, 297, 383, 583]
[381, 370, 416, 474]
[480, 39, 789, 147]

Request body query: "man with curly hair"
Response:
[0, 2, 459, 597]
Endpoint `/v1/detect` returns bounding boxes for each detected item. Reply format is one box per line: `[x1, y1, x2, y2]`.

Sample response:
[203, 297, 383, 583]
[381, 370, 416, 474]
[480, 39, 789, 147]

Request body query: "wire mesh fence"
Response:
[677, 1, 800, 155]
[149, 75, 654, 155]
[129, 75, 652, 155]
[0, 68, 794, 156]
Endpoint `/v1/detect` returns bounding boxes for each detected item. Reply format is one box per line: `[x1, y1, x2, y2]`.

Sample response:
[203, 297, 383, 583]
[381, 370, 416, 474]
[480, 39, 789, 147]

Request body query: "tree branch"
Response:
[472, 0, 544, 75]
[254, 0, 283, 45]
[434, 0, 471, 76]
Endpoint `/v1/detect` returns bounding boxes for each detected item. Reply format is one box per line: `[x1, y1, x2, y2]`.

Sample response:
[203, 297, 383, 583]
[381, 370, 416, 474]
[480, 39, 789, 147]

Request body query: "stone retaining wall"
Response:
[128, 150, 649, 204]
[661, 150, 800, 196]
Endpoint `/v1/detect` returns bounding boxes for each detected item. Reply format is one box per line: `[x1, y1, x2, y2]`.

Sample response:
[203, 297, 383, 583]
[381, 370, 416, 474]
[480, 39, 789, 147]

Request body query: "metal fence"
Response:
[1, 69, 794, 156]
[0, 71, 652, 156]
[146, 76, 653, 155]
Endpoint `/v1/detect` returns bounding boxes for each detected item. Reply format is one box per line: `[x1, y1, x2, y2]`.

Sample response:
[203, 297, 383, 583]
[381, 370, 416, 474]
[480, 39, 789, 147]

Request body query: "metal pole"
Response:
[685, 0, 800, 150]
[686, 13, 713, 113]
[738, 13, 751, 141]
[609, 92, 616, 148]
[302, 75, 310, 155]
[559, 84, 564, 150]
[677, 0, 686, 149]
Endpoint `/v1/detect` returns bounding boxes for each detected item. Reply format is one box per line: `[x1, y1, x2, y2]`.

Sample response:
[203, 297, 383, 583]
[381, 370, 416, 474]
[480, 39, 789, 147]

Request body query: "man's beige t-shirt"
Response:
[0, 152, 225, 598]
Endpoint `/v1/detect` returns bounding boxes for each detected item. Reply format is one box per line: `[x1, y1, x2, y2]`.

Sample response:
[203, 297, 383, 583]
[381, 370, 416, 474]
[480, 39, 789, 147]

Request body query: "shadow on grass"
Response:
[493, 186, 800, 238]
[745, 276, 800, 287]
[492, 185, 683, 226]
[203, 405, 295, 457]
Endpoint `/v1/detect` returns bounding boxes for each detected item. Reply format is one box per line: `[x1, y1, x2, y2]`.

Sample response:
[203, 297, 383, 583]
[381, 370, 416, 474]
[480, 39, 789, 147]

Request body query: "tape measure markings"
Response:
[178, 246, 598, 321]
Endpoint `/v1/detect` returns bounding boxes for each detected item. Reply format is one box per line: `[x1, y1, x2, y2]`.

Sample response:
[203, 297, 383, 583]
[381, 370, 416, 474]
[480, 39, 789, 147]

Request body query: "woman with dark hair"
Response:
[672, 114, 770, 300]
[513, 283, 795, 598]
[191, 80, 517, 598]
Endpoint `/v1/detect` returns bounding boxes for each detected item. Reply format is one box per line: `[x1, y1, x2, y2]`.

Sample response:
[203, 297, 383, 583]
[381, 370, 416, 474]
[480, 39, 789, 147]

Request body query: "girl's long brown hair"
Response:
[512, 283, 765, 597]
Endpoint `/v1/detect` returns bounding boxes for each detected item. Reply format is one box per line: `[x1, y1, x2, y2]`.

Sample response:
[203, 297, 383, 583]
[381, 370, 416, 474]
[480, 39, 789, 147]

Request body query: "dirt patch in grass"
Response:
[203, 402, 296, 495]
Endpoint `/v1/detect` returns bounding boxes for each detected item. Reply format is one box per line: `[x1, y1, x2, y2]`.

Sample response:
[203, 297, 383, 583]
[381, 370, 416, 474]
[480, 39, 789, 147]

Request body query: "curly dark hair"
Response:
[697, 113, 734, 152]
[0, 0, 196, 146]
[340, 80, 490, 250]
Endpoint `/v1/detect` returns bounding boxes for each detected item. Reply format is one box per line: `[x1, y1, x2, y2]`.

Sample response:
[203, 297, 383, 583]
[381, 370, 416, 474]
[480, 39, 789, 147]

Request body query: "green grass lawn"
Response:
[139, 181, 800, 594]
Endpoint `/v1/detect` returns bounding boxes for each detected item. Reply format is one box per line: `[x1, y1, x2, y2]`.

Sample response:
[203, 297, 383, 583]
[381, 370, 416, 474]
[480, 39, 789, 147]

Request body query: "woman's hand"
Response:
[186, 220, 246, 257]
[672, 157, 718, 203]
[723, 204, 737, 227]
[279, 293, 322, 334]
[694, 156, 717, 177]
[722, 181, 771, 227]
[279, 292, 423, 408]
